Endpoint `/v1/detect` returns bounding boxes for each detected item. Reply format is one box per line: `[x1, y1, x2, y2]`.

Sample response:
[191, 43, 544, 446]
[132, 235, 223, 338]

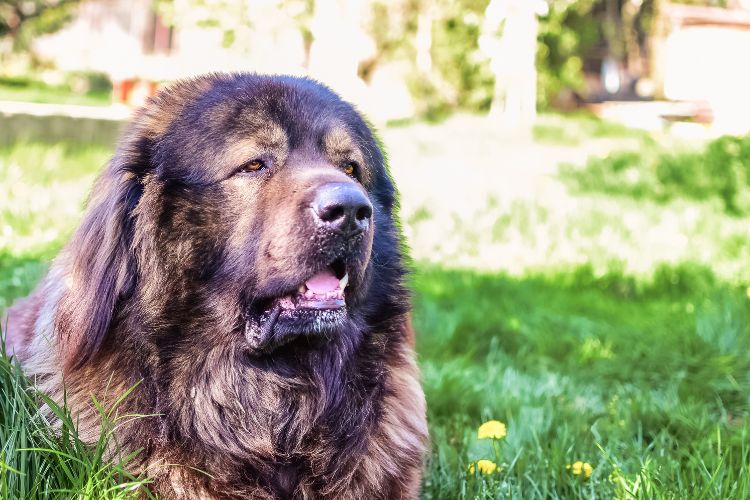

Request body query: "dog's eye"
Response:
[342, 162, 357, 177]
[238, 159, 266, 174]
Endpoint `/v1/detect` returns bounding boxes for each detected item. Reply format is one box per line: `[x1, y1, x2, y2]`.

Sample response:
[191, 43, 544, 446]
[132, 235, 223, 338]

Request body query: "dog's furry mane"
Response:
[5, 74, 427, 499]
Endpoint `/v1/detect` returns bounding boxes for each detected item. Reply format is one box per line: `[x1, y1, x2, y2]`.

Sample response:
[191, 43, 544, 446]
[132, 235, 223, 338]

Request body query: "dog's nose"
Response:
[312, 182, 372, 236]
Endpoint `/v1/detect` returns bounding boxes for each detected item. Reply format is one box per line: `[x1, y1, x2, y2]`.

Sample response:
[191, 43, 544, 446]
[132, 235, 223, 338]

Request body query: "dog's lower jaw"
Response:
[244, 305, 349, 353]
[244, 304, 282, 350]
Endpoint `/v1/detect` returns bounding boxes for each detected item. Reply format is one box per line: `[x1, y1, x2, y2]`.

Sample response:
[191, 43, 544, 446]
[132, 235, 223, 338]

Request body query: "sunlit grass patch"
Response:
[533, 112, 656, 146]
[0, 77, 111, 107]
[0, 143, 110, 256]
[405, 192, 750, 284]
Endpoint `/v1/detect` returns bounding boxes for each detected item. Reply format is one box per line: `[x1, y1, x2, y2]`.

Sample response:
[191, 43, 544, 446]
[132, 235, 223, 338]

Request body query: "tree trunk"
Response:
[648, 0, 670, 99]
[622, 0, 644, 76]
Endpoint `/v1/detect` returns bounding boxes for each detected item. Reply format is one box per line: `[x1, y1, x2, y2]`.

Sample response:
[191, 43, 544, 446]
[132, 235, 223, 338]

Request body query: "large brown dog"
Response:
[5, 74, 427, 498]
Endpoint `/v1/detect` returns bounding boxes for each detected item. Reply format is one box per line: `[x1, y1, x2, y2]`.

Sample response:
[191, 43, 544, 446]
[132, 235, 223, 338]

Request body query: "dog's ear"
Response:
[53, 78, 219, 372]
[55, 147, 146, 372]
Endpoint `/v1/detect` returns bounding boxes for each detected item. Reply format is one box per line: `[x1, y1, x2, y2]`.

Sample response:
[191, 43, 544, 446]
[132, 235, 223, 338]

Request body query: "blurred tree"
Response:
[151, 0, 596, 116]
[150, 0, 735, 119]
[308, 0, 374, 92]
[365, 0, 419, 78]
[537, 0, 597, 107]
[480, 0, 548, 126]
[0, 0, 80, 49]
[157, 0, 312, 58]
[420, 0, 494, 117]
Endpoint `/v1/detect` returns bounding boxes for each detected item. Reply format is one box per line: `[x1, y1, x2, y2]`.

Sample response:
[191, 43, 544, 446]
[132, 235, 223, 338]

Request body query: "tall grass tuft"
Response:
[0, 330, 152, 499]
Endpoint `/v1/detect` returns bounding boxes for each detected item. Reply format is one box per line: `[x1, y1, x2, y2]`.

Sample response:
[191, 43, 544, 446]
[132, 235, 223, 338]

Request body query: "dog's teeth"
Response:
[339, 273, 349, 289]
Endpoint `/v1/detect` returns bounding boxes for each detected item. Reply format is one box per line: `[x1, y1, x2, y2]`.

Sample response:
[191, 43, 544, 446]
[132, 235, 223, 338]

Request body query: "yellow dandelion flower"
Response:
[566, 461, 593, 479]
[477, 420, 507, 440]
[468, 459, 498, 475]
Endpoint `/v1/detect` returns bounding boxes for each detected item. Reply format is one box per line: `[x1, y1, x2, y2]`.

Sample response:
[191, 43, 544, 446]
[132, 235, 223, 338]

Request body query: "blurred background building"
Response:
[1, 0, 750, 132]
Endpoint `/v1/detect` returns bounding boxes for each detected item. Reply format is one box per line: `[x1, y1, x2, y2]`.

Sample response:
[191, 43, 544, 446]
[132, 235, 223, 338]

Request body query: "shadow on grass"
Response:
[413, 262, 750, 498]
[413, 262, 748, 416]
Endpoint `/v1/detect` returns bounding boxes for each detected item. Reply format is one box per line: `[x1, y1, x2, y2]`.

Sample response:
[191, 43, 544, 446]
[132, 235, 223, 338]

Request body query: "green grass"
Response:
[0, 143, 110, 311]
[1, 117, 750, 498]
[0, 86, 110, 107]
[0, 346, 152, 499]
[416, 265, 750, 498]
[532, 112, 655, 146]
[0, 85, 111, 108]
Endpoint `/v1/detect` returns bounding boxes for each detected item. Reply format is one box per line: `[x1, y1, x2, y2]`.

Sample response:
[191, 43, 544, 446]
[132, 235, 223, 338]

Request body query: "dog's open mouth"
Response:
[244, 259, 350, 351]
[277, 259, 348, 311]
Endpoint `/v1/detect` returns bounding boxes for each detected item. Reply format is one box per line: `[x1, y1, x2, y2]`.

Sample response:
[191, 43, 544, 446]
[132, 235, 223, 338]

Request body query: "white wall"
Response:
[664, 25, 750, 134]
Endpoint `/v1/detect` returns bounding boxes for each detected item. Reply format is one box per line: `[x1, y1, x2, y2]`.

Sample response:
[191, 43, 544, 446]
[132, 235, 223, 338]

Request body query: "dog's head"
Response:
[55, 74, 408, 370]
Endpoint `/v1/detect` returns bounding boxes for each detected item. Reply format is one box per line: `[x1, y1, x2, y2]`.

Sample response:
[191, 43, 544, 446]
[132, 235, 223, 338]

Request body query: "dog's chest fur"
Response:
[87, 328, 423, 498]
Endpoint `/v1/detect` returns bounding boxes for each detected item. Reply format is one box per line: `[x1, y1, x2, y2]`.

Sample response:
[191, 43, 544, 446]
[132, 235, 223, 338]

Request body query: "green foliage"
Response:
[537, 1, 598, 109]
[411, 0, 600, 117]
[427, 1, 494, 115]
[702, 135, 750, 214]
[66, 71, 113, 94]
[5, 0, 741, 116]
[156, 0, 312, 54]
[0, 0, 80, 50]
[561, 134, 750, 214]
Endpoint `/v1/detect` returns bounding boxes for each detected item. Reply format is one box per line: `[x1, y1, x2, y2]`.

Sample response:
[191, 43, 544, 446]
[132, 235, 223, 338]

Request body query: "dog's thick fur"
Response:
[4, 74, 427, 498]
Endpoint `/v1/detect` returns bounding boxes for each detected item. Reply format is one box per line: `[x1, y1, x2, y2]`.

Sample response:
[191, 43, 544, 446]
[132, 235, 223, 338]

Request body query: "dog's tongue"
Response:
[305, 270, 340, 294]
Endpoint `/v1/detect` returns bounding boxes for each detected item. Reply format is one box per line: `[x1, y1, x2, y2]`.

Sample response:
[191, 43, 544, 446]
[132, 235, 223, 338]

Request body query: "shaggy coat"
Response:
[4, 74, 427, 499]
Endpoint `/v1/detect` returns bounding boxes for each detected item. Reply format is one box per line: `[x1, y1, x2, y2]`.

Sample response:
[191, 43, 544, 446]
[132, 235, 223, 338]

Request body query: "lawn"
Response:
[0, 77, 111, 107]
[1, 116, 750, 498]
